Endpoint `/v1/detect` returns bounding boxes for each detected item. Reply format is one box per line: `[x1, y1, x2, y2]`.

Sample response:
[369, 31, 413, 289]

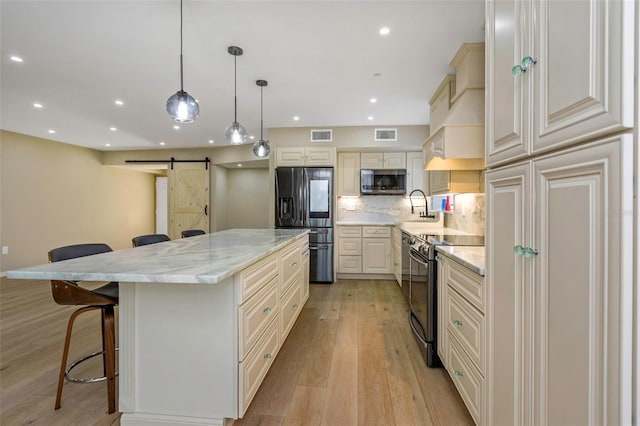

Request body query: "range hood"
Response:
[424, 43, 485, 171]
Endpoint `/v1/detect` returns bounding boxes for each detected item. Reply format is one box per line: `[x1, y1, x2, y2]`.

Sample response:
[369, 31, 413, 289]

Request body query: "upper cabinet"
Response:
[424, 43, 485, 171]
[275, 147, 336, 167]
[406, 151, 427, 193]
[360, 152, 406, 169]
[485, 0, 634, 167]
[337, 152, 360, 196]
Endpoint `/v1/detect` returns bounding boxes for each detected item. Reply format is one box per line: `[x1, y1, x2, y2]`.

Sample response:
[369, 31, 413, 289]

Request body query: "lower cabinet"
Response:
[437, 253, 486, 425]
[392, 226, 401, 285]
[337, 225, 392, 275]
[485, 135, 633, 426]
[237, 237, 309, 416]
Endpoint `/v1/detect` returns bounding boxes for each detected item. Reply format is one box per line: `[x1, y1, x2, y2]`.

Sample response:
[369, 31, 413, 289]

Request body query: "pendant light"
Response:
[166, 0, 199, 123]
[225, 46, 247, 144]
[253, 80, 270, 158]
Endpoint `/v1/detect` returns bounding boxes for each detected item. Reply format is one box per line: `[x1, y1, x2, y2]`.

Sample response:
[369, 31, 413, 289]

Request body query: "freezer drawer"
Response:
[309, 243, 334, 284]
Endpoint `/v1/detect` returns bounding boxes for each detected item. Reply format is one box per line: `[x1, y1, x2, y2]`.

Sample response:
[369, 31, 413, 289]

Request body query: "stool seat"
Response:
[132, 233, 170, 247]
[181, 229, 206, 238]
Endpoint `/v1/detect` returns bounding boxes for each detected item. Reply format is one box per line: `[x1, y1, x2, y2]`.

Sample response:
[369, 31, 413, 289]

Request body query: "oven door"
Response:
[408, 248, 440, 367]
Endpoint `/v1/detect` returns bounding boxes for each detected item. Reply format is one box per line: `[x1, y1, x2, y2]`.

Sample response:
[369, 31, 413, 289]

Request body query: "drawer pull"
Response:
[454, 370, 464, 378]
[291, 262, 298, 266]
[292, 304, 299, 309]
[452, 320, 463, 327]
[264, 353, 272, 360]
[263, 307, 272, 314]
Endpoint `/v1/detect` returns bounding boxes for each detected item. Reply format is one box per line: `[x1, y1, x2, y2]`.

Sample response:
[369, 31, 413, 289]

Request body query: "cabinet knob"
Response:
[293, 304, 299, 309]
[291, 262, 297, 266]
[264, 353, 272, 360]
[452, 320, 463, 327]
[435, 255, 441, 261]
[514, 245, 539, 257]
[512, 56, 538, 75]
[263, 307, 272, 314]
[454, 370, 464, 378]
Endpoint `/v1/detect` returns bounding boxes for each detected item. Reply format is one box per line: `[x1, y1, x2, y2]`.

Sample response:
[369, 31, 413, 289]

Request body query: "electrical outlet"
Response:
[1, 246, 8, 255]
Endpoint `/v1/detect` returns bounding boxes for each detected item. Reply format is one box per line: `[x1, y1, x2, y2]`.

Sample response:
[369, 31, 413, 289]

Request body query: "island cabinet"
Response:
[275, 147, 336, 167]
[437, 254, 486, 425]
[337, 225, 392, 276]
[392, 226, 402, 285]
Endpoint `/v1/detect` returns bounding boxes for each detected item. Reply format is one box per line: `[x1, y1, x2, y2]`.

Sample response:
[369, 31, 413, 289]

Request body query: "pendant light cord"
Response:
[179, 0, 184, 91]
[234, 55, 238, 122]
[260, 85, 264, 140]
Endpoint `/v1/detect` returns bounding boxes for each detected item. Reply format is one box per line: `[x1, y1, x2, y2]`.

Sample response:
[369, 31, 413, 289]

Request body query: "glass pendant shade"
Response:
[225, 121, 248, 144]
[166, 90, 199, 123]
[253, 139, 270, 157]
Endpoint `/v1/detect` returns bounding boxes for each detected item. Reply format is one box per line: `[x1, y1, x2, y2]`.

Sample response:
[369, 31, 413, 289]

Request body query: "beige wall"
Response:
[211, 166, 228, 231]
[226, 168, 270, 229]
[0, 131, 155, 272]
[269, 125, 429, 149]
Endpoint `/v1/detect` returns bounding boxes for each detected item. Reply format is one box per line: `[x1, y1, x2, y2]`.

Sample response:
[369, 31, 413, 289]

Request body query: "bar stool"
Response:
[131, 233, 170, 247]
[181, 229, 205, 238]
[48, 243, 118, 414]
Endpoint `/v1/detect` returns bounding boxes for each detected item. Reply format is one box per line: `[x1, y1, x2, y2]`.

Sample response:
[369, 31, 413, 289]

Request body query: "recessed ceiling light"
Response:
[33, 103, 43, 108]
[208, 140, 214, 144]
[159, 142, 166, 146]
[368, 116, 374, 120]
[105, 143, 111, 147]
[379, 27, 390, 35]
[114, 100, 124, 106]
[10, 56, 23, 63]
[48, 129, 56, 134]
[293, 116, 300, 121]
[237, 163, 243, 167]
[109, 127, 117, 131]
[173, 125, 180, 130]
[249, 135, 255, 140]
[370, 98, 377, 103]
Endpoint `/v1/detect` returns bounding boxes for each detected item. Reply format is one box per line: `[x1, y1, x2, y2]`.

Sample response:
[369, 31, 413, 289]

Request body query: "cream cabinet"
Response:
[485, 0, 634, 168]
[360, 152, 406, 169]
[337, 152, 360, 196]
[406, 151, 427, 193]
[392, 226, 401, 285]
[429, 74, 455, 134]
[275, 147, 336, 167]
[485, 135, 633, 426]
[429, 170, 482, 195]
[337, 225, 392, 275]
[437, 253, 486, 425]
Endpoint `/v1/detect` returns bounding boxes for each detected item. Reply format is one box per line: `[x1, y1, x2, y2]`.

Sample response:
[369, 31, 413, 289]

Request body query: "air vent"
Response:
[374, 128, 397, 141]
[310, 129, 332, 142]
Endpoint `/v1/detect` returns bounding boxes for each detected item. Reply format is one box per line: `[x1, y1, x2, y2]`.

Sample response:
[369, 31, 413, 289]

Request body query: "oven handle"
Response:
[408, 311, 428, 346]
[409, 250, 430, 267]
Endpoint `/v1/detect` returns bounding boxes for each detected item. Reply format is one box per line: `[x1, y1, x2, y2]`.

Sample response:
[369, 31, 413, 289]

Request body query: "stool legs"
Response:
[55, 305, 117, 414]
[55, 306, 99, 410]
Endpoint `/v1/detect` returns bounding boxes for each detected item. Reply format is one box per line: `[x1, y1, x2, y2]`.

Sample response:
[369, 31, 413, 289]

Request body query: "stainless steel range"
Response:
[408, 233, 484, 368]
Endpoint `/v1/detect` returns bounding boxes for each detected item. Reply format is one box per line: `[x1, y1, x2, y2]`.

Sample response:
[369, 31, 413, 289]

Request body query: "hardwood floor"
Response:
[0, 277, 473, 426]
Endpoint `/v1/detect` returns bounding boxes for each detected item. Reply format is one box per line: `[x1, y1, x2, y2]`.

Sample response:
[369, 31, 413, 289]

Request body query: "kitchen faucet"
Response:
[409, 189, 435, 219]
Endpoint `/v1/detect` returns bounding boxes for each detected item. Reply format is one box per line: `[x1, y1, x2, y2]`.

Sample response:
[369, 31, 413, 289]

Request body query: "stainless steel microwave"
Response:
[360, 169, 406, 195]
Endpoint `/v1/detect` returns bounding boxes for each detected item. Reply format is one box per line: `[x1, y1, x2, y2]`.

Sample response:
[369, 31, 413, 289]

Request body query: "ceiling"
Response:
[0, 1, 484, 152]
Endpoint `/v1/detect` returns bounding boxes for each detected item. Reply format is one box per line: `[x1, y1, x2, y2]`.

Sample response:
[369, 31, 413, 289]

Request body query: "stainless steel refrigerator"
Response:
[275, 167, 334, 283]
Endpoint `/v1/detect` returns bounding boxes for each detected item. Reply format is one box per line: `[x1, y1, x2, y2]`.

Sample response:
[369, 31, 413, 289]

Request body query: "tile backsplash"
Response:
[337, 193, 485, 235]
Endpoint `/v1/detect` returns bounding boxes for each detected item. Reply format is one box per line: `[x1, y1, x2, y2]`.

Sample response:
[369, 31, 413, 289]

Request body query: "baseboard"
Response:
[336, 273, 396, 281]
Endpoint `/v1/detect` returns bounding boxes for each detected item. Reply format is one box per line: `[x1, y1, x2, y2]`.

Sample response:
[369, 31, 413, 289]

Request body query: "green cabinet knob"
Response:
[264, 353, 272, 360]
[453, 320, 463, 327]
[263, 307, 272, 314]
[454, 370, 464, 378]
[514, 245, 539, 257]
[521, 56, 537, 69]
[512, 65, 525, 75]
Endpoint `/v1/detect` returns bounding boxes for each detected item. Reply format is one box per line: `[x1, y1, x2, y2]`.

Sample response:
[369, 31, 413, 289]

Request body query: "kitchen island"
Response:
[8, 228, 310, 426]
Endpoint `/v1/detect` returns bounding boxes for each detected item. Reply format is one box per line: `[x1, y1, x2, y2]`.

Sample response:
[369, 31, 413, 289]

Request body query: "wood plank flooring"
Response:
[0, 277, 473, 426]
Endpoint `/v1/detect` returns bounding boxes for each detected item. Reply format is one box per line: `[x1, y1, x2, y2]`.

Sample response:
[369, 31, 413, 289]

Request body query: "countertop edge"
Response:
[435, 246, 485, 276]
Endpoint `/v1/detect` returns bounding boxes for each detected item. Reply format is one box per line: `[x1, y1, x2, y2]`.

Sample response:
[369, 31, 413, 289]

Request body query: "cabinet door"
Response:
[337, 152, 360, 196]
[486, 161, 532, 426]
[533, 0, 634, 153]
[532, 136, 633, 426]
[436, 256, 448, 367]
[362, 238, 391, 274]
[383, 152, 406, 169]
[360, 153, 383, 169]
[275, 148, 306, 167]
[485, 0, 531, 167]
[302, 247, 310, 304]
[406, 151, 426, 193]
[430, 171, 451, 194]
[305, 147, 335, 166]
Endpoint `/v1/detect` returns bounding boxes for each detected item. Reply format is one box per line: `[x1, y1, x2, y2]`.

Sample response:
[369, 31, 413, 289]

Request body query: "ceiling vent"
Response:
[310, 129, 332, 142]
[374, 128, 397, 141]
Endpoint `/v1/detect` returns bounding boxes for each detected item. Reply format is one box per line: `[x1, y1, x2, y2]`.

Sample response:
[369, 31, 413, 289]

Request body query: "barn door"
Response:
[168, 163, 209, 239]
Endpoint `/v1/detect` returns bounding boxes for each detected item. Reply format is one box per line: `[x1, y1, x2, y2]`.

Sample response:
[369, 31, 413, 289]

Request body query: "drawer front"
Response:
[362, 226, 391, 238]
[238, 253, 279, 302]
[339, 238, 362, 256]
[338, 256, 362, 273]
[239, 276, 279, 360]
[446, 259, 485, 311]
[338, 226, 362, 238]
[448, 336, 483, 425]
[447, 286, 485, 373]
[239, 318, 280, 416]
[280, 275, 303, 341]
[281, 244, 302, 292]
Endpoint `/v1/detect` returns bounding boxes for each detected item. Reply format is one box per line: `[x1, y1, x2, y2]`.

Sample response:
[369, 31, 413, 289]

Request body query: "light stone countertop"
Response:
[435, 246, 485, 276]
[7, 228, 308, 284]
